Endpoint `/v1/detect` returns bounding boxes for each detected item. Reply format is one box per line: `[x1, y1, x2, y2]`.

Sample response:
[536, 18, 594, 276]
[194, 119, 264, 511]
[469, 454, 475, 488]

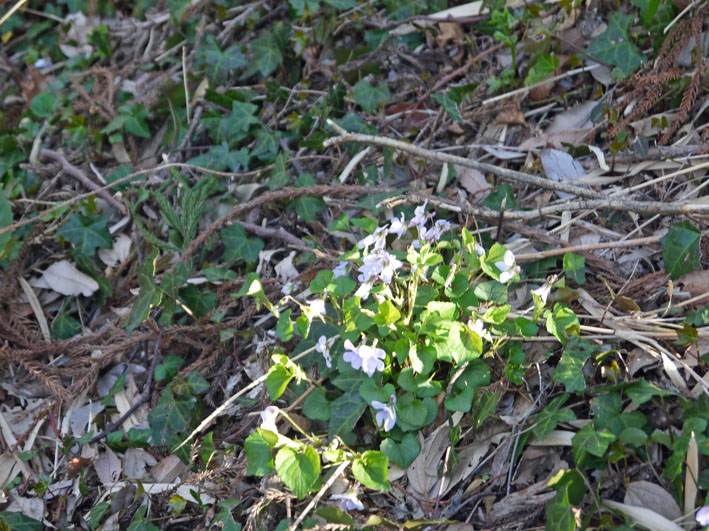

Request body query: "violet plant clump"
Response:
[241, 203, 574, 509]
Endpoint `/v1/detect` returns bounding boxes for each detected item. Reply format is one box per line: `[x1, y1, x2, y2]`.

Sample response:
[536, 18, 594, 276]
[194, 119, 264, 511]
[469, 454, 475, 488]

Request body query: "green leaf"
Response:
[126, 249, 161, 334]
[545, 500, 576, 531]
[303, 388, 331, 421]
[189, 142, 250, 172]
[276, 309, 294, 342]
[431, 92, 462, 122]
[266, 363, 294, 400]
[58, 214, 112, 256]
[227, 100, 261, 137]
[381, 433, 420, 468]
[30, 91, 56, 118]
[269, 151, 290, 190]
[155, 356, 184, 382]
[0, 511, 43, 531]
[625, 379, 675, 405]
[274, 446, 320, 499]
[328, 389, 367, 441]
[51, 313, 82, 339]
[88, 502, 111, 531]
[166, 0, 191, 21]
[586, 12, 645, 75]
[248, 31, 283, 78]
[661, 221, 700, 279]
[220, 222, 264, 263]
[545, 303, 580, 344]
[352, 80, 391, 112]
[524, 52, 560, 85]
[562, 252, 586, 285]
[352, 450, 390, 491]
[323, 0, 358, 8]
[293, 173, 326, 222]
[0, 190, 13, 256]
[314, 507, 355, 525]
[196, 35, 247, 86]
[572, 422, 615, 462]
[445, 360, 490, 412]
[533, 395, 576, 440]
[245, 431, 275, 476]
[148, 389, 198, 446]
[179, 284, 216, 318]
[252, 128, 281, 162]
[552, 338, 594, 392]
[374, 300, 401, 326]
[184, 371, 210, 395]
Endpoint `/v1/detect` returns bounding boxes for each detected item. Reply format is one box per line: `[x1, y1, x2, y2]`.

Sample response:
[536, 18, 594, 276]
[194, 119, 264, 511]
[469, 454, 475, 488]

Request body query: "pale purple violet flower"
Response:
[468, 318, 486, 339]
[343, 338, 386, 377]
[532, 283, 552, 304]
[331, 490, 364, 511]
[410, 201, 429, 229]
[355, 281, 373, 300]
[378, 252, 402, 284]
[358, 226, 388, 251]
[388, 213, 408, 237]
[697, 505, 709, 526]
[475, 243, 486, 257]
[371, 395, 397, 431]
[281, 280, 296, 295]
[333, 261, 350, 278]
[358, 254, 383, 283]
[423, 219, 452, 242]
[307, 298, 326, 318]
[315, 335, 334, 368]
[259, 406, 279, 433]
[495, 250, 520, 283]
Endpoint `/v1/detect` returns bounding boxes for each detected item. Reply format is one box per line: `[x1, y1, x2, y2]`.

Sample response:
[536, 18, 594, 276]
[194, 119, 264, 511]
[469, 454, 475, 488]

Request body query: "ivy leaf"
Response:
[353, 80, 391, 112]
[525, 52, 560, 85]
[661, 221, 700, 279]
[381, 433, 420, 469]
[246, 31, 283, 78]
[323, 0, 358, 8]
[0, 511, 43, 531]
[220, 222, 264, 263]
[251, 128, 281, 162]
[225, 100, 261, 138]
[196, 35, 247, 86]
[572, 422, 616, 463]
[533, 395, 576, 440]
[293, 173, 325, 222]
[552, 338, 594, 392]
[188, 143, 250, 172]
[431, 92, 461, 122]
[625, 379, 675, 405]
[586, 12, 645, 75]
[126, 249, 161, 334]
[274, 446, 320, 499]
[58, 214, 112, 256]
[269, 151, 290, 190]
[178, 284, 216, 318]
[148, 388, 198, 446]
[352, 450, 390, 491]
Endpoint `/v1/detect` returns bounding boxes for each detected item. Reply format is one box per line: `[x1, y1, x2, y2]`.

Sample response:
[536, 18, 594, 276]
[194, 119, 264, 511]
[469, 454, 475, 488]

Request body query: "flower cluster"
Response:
[315, 335, 335, 368]
[343, 337, 386, 377]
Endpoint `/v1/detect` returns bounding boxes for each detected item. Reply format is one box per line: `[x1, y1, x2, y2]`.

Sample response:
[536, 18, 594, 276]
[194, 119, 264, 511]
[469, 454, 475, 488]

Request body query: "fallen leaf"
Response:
[677, 270, 709, 299]
[95, 447, 122, 485]
[35, 260, 99, 297]
[624, 481, 682, 521]
[123, 448, 157, 480]
[151, 455, 187, 483]
[98, 234, 132, 268]
[540, 148, 586, 199]
[602, 500, 683, 531]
